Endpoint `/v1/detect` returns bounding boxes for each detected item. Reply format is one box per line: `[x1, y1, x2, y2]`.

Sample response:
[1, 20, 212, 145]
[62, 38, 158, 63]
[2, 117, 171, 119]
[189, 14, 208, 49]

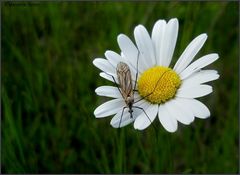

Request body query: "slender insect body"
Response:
[116, 62, 134, 119]
[126, 96, 134, 118]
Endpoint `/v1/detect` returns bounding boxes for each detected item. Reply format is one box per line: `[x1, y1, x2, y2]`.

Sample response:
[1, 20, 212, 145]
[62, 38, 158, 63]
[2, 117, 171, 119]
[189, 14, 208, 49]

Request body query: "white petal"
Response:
[95, 86, 122, 98]
[173, 34, 208, 73]
[162, 18, 179, 67]
[165, 99, 192, 125]
[158, 104, 178, 132]
[181, 70, 220, 89]
[105, 51, 138, 82]
[99, 72, 118, 84]
[93, 58, 115, 75]
[99, 72, 138, 89]
[134, 25, 156, 69]
[117, 34, 144, 73]
[105, 50, 123, 68]
[120, 52, 125, 58]
[189, 99, 210, 119]
[134, 104, 158, 130]
[175, 98, 210, 119]
[133, 98, 149, 109]
[119, 52, 139, 79]
[173, 97, 195, 123]
[94, 98, 125, 118]
[180, 53, 219, 79]
[176, 84, 213, 98]
[151, 19, 166, 65]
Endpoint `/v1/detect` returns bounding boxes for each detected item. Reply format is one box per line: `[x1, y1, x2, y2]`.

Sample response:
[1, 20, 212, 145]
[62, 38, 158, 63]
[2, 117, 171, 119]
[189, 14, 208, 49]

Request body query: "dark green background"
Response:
[2, 1, 239, 173]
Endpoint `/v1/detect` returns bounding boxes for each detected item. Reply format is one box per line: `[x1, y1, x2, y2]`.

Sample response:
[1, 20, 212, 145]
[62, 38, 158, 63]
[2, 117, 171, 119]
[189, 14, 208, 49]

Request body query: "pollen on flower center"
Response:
[137, 66, 181, 104]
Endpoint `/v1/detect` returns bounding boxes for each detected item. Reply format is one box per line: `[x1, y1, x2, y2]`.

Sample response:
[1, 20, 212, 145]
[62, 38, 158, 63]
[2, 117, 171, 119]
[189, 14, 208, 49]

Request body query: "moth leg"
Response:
[132, 106, 157, 134]
[119, 106, 127, 128]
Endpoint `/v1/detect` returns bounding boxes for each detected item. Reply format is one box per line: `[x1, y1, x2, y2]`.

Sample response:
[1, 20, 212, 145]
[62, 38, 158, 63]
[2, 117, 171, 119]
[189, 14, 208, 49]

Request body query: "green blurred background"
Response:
[2, 1, 239, 173]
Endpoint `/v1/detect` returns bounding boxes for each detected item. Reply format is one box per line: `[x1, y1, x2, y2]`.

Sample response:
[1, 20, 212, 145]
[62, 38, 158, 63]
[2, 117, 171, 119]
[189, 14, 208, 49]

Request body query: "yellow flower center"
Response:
[137, 66, 181, 104]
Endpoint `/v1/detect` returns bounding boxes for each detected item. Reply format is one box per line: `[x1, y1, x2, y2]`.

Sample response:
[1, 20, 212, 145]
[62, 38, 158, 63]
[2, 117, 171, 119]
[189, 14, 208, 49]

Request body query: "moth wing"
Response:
[117, 63, 133, 98]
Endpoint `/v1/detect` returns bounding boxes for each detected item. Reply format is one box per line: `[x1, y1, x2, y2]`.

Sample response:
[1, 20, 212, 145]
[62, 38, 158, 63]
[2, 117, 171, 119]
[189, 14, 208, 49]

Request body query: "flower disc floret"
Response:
[137, 66, 181, 104]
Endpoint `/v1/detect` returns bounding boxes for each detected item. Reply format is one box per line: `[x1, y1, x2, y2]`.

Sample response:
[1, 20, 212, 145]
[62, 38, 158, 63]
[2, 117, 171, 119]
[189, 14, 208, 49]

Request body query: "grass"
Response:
[1, 1, 239, 173]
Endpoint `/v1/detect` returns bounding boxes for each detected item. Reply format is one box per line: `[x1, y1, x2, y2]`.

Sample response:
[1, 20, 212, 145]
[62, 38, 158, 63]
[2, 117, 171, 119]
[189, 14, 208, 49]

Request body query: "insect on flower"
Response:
[94, 49, 172, 129]
[106, 52, 154, 128]
[93, 18, 219, 132]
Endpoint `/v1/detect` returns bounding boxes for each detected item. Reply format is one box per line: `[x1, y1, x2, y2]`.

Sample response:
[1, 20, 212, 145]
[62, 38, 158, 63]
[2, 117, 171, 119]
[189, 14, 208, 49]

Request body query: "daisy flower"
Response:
[93, 18, 219, 132]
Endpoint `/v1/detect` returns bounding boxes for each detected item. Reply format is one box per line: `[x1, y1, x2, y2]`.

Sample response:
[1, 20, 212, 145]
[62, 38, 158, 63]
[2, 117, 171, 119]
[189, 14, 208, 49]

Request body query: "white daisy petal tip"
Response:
[110, 121, 121, 129]
[117, 33, 125, 42]
[94, 99, 125, 118]
[201, 33, 208, 43]
[110, 117, 119, 128]
[133, 122, 145, 130]
[104, 50, 111, 56]
[93, 58, 103, 65]
[201, 33, 208, 39]
[135, 24, 144, 29]
[177, 84, 211, 98]
[214, 53, 219, 58]
[171, 17, 178, 21]
[197, 33, 208, 45]
[169, 128, 177, 133]
[209, 53, 219, 62]
[133, 105, 158, 130]
[104, 50, 122, 58]
[93, 59, 104, 71]
[134, 25, 146, 37]
[92, 58, 115, 74]
[111, 118, 134, 129]
[154, 19, 167, 25]
[133, 118, 144, 130]
[200, 105, 211, 118]
[169, 18, 178, 24]
[92, 58, 98, 66]
[213, 72, 220, 80]
[204, 33, 208, 37]
[197, 33, 208, 43]
[158, 18, 167, 22]
[133, 115, 150, 130]
[134, 25, 150, 38]
[158, 104, 178, 132]
[94, 107, 101, 118]
[164, 124, 178, 133]
[204, 114, 211, 119]
[95, 86, 105, 95]
[94, 106, 105, 118]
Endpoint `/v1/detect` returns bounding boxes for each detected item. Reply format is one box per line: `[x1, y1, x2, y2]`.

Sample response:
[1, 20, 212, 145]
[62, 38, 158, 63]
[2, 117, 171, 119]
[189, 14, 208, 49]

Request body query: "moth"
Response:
[116, 62, 135, 119]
